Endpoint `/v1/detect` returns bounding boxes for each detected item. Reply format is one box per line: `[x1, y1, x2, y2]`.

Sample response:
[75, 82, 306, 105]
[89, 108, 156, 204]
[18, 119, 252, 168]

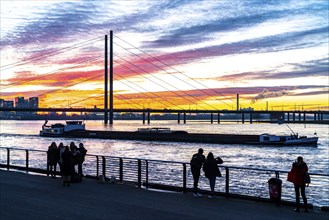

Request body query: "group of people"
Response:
[190, 148, 309, 212]
[47, 141, 87, 186]
[190, 148, 223, 199]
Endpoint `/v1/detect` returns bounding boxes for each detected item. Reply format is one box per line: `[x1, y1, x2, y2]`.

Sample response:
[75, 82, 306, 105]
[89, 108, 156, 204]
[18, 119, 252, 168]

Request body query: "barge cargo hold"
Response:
[39, 121, 318, 146]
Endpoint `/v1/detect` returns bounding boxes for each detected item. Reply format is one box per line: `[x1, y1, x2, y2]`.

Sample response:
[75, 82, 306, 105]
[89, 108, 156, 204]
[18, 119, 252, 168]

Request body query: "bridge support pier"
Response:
[142, 112, 145, 124]
[178, 113, 180, 124]
[250, 113, 253, 124]
[210, 113, 213, 124]
[293, 113, 295, 123]
[218, 113, 220, 124]
[147, 112, 150, 124]
[183, 113, 186, 124]
[287, 113, 290, 122]
[242, 113, 245, 124]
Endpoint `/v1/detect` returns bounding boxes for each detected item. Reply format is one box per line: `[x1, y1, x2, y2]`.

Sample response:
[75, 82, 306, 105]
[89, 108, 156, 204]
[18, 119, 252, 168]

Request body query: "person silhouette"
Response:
[289, 156, 308, 212]
[47, 142, 59, 178]
[190, 148, 205, 197]
[203, 152, 223, 198]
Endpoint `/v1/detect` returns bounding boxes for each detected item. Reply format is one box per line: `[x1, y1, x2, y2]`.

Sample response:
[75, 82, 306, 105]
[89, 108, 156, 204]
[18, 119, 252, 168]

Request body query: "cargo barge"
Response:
[39, 121, 318, 146]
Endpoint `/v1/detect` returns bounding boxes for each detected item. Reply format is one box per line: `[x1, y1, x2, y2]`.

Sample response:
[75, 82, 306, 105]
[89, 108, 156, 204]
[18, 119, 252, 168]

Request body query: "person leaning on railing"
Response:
[190, 148, 205, 197]
[203, 152, 223, 199]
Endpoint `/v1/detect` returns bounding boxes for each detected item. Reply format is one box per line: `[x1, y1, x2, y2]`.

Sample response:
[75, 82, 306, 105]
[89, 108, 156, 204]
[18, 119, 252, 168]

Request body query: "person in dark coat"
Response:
[47, 142, 59, 178]
[61, 146, 74, 186]
[290, 156, 308, 212]
[76, 143, 87, 178]
[190, 148, 205, 197]
[69, 142, 78, 173]
[203, 152, 223, 198]
[57, 142, 65, 175]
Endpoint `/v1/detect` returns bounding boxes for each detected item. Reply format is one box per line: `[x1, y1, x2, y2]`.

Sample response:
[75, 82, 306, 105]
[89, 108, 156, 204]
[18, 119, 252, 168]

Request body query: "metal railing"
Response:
[0, 147, 328, 207]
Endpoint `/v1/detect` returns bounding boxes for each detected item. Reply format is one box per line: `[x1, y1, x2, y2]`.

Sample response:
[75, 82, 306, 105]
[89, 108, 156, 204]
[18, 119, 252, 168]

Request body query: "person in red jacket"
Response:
[290, 156, 308, 212]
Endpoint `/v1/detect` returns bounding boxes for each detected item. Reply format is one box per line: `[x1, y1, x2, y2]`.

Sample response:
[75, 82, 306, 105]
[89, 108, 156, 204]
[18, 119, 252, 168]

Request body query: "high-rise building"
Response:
[4, 101, 14, 108]
[15, 97, 25, 108]
[29, 97, 39, 109]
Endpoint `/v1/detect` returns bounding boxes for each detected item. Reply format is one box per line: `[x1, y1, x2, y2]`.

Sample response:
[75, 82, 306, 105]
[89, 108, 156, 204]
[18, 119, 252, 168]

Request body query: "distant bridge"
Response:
[1, 107, 328, 124]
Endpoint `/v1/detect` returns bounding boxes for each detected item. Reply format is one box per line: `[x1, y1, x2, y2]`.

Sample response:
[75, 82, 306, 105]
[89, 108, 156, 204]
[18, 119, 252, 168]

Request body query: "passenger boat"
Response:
[39, 121, 318, 146]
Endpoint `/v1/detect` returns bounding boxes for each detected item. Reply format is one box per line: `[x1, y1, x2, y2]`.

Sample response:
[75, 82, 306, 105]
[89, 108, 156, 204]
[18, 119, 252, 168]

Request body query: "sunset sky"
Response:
[1, 0, 328, 111]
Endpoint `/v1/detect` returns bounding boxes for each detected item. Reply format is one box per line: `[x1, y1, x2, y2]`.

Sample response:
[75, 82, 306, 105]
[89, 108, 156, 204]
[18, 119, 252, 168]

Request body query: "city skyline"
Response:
[1, 0, 328, 111]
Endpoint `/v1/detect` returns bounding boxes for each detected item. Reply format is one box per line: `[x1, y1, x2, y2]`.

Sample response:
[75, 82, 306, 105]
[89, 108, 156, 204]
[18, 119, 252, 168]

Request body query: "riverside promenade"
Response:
[1, 170, 328, 220]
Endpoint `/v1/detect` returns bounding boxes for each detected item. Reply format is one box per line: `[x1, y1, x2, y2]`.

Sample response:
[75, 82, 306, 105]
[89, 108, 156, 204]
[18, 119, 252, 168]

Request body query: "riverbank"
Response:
[1, 170, 328, 220]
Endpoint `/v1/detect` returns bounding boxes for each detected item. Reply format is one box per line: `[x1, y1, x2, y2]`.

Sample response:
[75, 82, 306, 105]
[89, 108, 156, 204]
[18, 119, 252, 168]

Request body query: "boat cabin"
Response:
[259, 133, 289, 143]
[40, 120, 85, 136]
[41, 123, 65, 135]
[137, 127, 172, 133]
[64, 120, 85, 132]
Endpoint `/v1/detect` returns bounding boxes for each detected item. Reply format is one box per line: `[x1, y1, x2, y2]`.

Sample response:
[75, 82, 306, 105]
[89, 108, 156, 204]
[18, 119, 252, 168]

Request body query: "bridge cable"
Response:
[114, 35, 239, 109]
[115, 74, 183, 110]
[115, 54, 217, 110]
[114, 61, 185, 110]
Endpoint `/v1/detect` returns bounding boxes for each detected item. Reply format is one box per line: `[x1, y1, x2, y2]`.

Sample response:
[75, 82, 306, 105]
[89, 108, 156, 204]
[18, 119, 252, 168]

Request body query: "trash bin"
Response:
[268, 178, 282, 205]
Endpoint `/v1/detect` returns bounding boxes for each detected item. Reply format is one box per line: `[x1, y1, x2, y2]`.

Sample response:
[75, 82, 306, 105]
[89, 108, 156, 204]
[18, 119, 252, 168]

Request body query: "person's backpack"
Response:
[190, 155, 198, 167]
[191, 154, 203, 169]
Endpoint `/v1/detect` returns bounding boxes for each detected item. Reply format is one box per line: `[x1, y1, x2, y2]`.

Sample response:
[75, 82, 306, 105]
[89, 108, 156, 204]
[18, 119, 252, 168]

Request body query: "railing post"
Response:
[183, 163, 187, 193]
[225, 167, 229, 198]
[96, 156, 99, 178]
[138, 159, 142, 188]
[102, 156, 106, 178]
[46, 150, 49, 176]
[7, 148, 10, 170]
[25, 150, 29, 173]
[145, 160, 149, 188]
[119, 158, 123, 182]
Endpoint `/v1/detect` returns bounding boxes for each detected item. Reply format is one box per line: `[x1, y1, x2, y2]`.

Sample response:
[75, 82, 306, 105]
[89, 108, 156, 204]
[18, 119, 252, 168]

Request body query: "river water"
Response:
[0, 120, 328, 206]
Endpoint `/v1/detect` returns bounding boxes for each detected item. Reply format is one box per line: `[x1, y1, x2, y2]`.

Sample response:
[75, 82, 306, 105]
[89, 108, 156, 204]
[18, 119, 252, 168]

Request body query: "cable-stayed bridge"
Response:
[1, 31, 328, 124]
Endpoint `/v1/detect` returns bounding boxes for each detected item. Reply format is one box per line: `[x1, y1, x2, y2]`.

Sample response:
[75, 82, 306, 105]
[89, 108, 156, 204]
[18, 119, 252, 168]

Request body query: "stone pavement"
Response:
[0, 170, 328, 220]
